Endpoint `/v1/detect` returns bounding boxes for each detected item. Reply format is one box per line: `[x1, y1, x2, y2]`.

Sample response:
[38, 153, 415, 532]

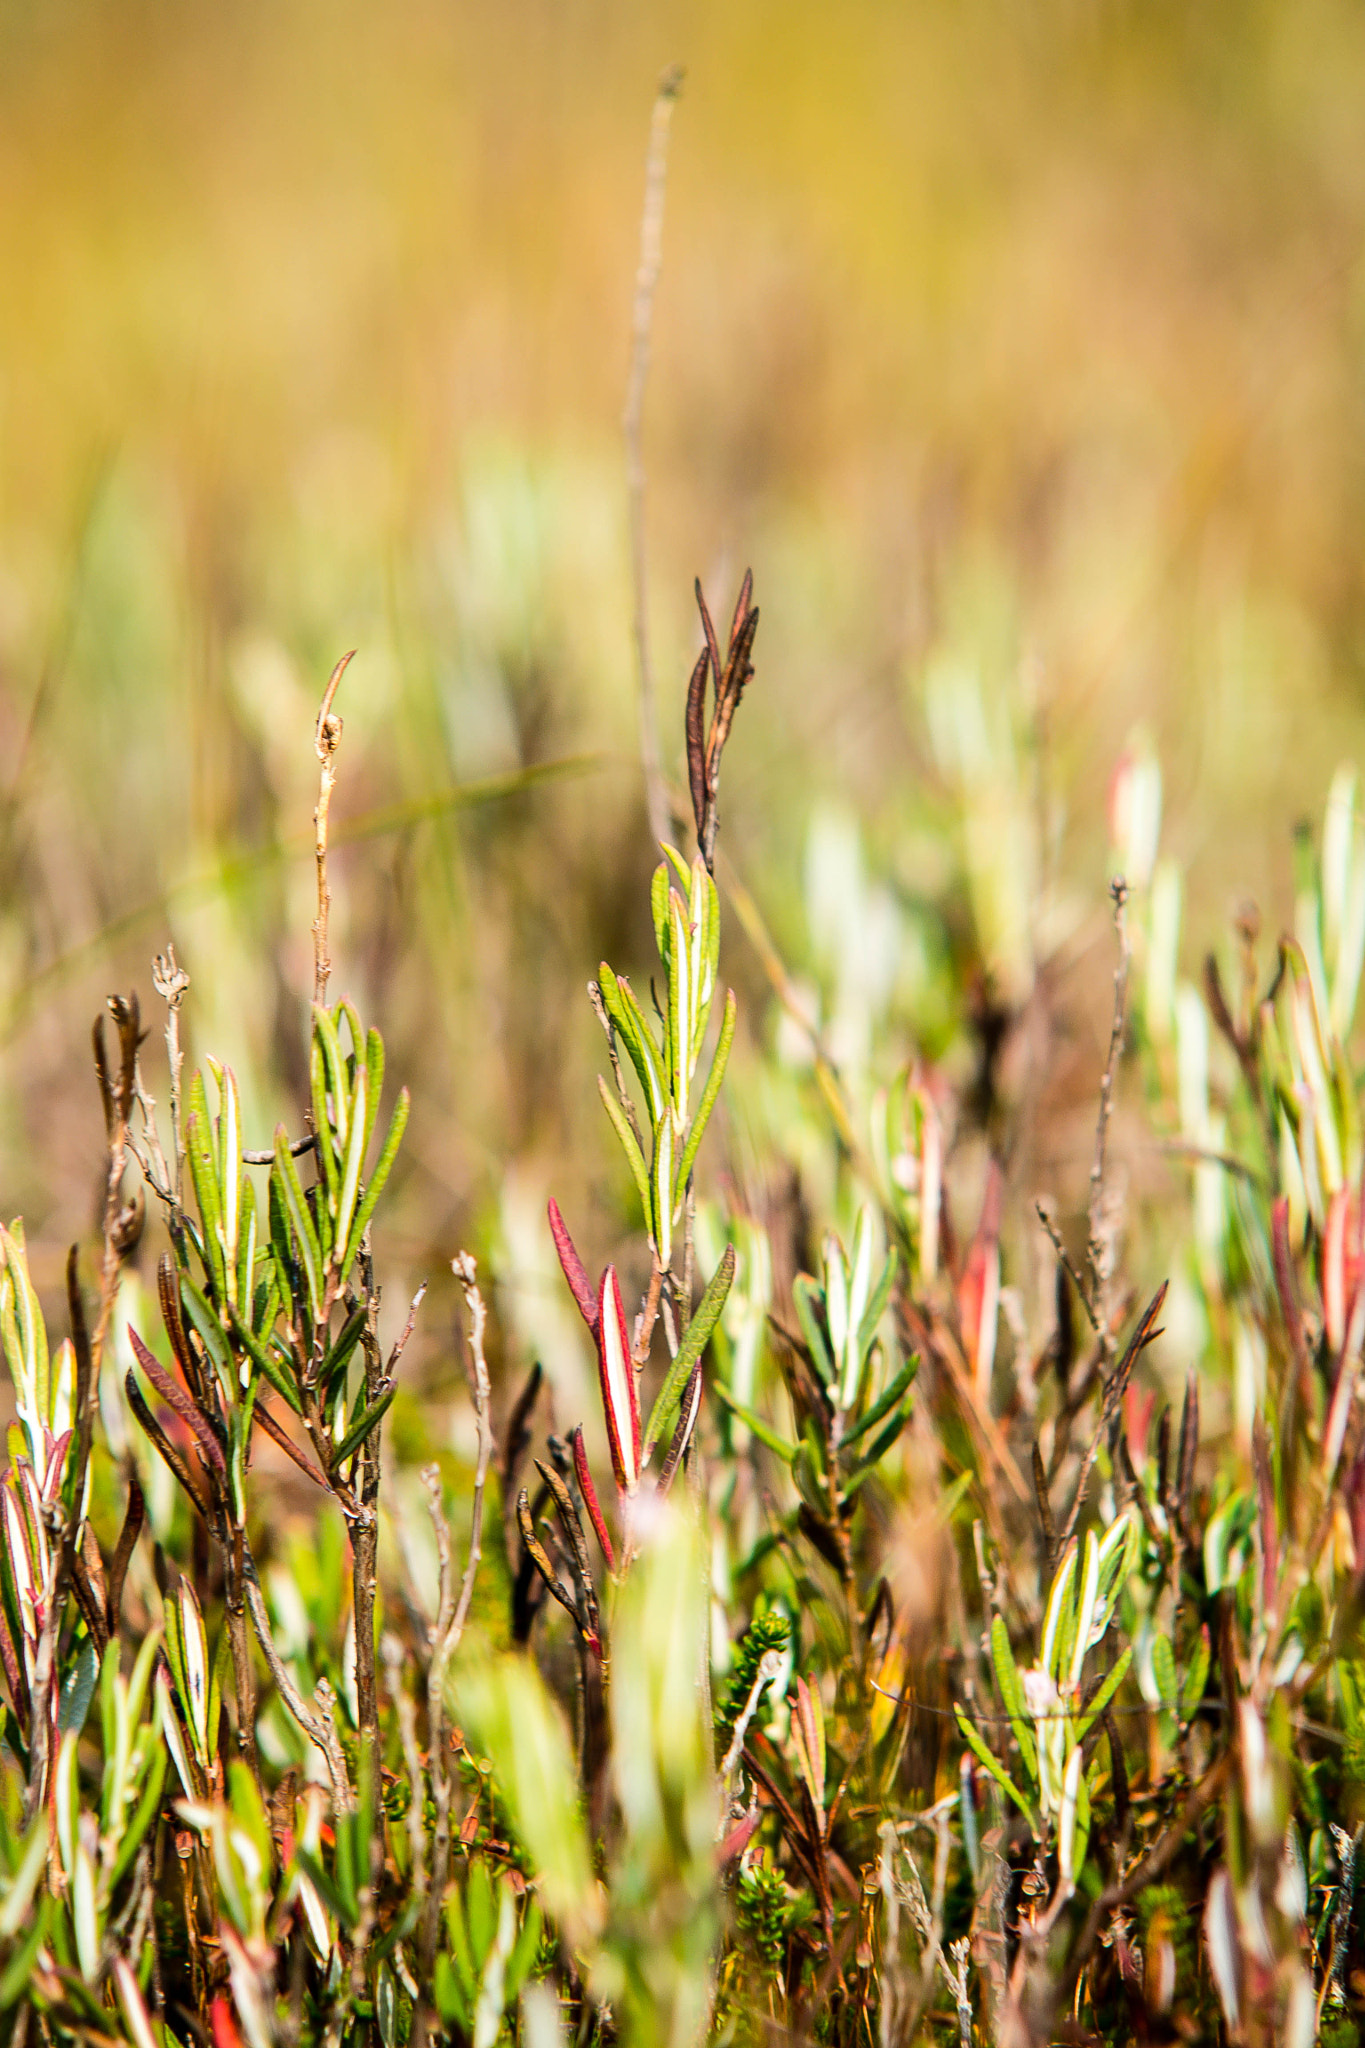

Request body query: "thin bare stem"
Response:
[242, 1555, 352, 1813]
[383, 1636, 427, 1899]
[419, 1253, 495, 1989]
[312, 651, 355, 1007]
[719, 1648, 785, 1792]
[624, 64, 684, 851]
[1086, 878, 1130, 1341]
[151, 945, 190, 1226]
[1034, 1202, 1099, 1336]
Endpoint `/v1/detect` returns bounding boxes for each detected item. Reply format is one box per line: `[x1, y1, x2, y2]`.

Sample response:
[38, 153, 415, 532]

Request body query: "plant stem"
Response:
[312, 651, 354, 1008]
[624, 65, 684, 852]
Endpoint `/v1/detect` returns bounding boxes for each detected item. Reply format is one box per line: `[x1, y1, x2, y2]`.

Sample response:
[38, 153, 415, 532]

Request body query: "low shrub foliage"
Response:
[1, 578, 1364, 2048]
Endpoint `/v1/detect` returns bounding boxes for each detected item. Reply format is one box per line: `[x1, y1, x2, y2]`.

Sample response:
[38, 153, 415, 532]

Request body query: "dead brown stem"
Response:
[1086, 878, 1130, 1342]
[312, 651, 355, 1008]
[624, 65, 684, 852]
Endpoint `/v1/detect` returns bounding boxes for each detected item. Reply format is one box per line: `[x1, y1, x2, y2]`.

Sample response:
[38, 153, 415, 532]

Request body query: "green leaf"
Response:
[990, 1615, 1039, 1780]
[207, 1612, 234, 1762]
[1076, 1646, 1134, 1743]
[1151, 1634, 1178, 1713]
[598, 1076, 652, 1228]
[296, 1846, 357, 1934]
[274, 1127, 325, 1325]
[841, 1410, 910, 1490]
[0, 1820, 51, 1941]
[674, 988, 736, 1198]
[855, 1250, 899, 1369]
[334, 1060, 369, 1264]
[651, 861, 671, 969]
[669, 890, 691, 1115]
[340, 1087, 410, 1273]
[310, 1032, 340, 1224]
[1184, 1626, 1210, 1720]
[333, 1381, 398, 1466]
[712, 1383, 796, 1462]
[433, 1955, 471, 2030]
[954, 1705, 1036, 1826]
[644, 1245, 737, 1456]
[312, 1005, 350, 1158]
[0, 1899, 48, 2007]
[841, 1353, 919, 1447]
[235, 1175, 257, 1327]
[178, 1270, 233, 1400]
[792, 1274, 835, 1387]
[268, 1171, 297, 1322]
[320, 1305, 368, 1394]
[184, 1071, 226, 1302]
[364, 1029, 385, 1158]
[229, 1309, 302, 1414]
[107, 1744, 168, 1893]
[1041, 1543, 1079, 1683]
[453, 1653, 601, 1947]
[651, 1110, 675, 1266]
[466, 1861, 496, 1965]
[599, 964, 666, 1123]
[506, 1900, 542, 2004]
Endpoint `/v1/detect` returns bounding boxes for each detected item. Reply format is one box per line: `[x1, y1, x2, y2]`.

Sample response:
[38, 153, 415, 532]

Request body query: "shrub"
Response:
[1, 573, 1364, 2048]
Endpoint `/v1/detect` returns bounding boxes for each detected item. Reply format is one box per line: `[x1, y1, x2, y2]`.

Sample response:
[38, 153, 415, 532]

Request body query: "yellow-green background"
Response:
[2, 0, 1363, 1386]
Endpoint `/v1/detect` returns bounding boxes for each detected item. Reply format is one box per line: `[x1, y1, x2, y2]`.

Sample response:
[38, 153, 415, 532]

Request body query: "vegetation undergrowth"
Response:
[0, 570, 1364, 2048]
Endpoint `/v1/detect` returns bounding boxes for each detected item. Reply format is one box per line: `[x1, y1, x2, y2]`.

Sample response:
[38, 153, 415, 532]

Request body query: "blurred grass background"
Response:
[2, 0, 1365, 1404]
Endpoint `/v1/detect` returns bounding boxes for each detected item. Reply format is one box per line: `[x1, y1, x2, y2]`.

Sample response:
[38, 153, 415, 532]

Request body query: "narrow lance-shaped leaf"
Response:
[333, 1381, 398, 1467]
[312, 1004, 351, 1159]
[840, 1208, 875, 1407]
[229, 1308, 303, 1415]
[548, 1200, 598, 1331]
[644, 1244, 736, 1457]
[661, 842, 694, 899]
[235, 1177, 258, 1351]
[597, 1076, 652, 1230]
[127, 1328, 226, 1481]
[334, 1061, 369, 1266]
[124, 1377, 210, 1520]
[674, 988, 736, 1200]
[108, 1741, 168, 1894]
[341, 1086, 410, 1273]
[1057, 1744, 1084, 1889]
[310, 1032, 340, 1223]
[1041, 1543, 1079, 1683]
[669, 891, 693, 1119]
[840, 1350, 918, 1448]
[1069, 1528, 1104, 1690]
[792, 1273, 835, 1388]
[0, 1224, 49, 1434]
[990, 1614, 1038, 1780]
[599, 965, 666, 1124]
[273, 1128, 324, 1326]
[570, 1426, 615, 1571]
[651, 1112, 675, 1269]
[711, 1382, 796, 1462]
[688, 859, 712, 1057]
[855, 1249, 899, 1375]
[185, 1071, 227, 1302]
[1076, 1645, 1134, 1743]
[651, 862, 671, 973]
[656, 1361, 703, 1498]
[597, 1268, 640, 1493]
[178, 1269, 234, 1402]
[209, 1059, 243, 1307]
[954, 1704, 1035, 1826]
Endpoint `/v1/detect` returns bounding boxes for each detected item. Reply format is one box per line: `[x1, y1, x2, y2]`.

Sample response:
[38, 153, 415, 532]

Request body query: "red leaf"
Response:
[548, 1199, 598, 1334]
